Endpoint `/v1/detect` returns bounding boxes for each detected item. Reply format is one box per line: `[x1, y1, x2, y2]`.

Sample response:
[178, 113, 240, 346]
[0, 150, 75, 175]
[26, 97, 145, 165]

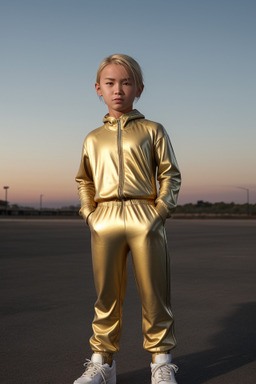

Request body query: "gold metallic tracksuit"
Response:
[76, 109, 181, 354]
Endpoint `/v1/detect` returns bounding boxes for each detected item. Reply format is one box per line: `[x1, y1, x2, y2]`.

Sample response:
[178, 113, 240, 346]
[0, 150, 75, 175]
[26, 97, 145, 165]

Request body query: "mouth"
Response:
[113, 98, 123, 102]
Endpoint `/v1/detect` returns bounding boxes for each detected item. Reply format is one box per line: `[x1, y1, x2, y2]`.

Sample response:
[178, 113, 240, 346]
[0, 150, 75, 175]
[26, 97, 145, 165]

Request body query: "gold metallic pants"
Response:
[88, 200, 176, 353]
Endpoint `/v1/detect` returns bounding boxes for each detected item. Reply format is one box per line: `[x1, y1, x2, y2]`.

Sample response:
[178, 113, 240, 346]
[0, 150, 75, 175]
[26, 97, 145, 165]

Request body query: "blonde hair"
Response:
[96, 54, 144, 94]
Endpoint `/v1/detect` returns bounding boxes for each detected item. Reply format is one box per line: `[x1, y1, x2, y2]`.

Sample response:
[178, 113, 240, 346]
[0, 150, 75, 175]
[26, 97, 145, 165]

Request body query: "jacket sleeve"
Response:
[75, 144, 96, 223]
[154, 128, 181, 221]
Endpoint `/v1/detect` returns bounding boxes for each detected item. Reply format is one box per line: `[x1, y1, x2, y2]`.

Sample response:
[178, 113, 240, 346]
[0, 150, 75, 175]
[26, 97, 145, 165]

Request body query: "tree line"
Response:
[1, 199, 255, 216]
[175, 200, 255, 215]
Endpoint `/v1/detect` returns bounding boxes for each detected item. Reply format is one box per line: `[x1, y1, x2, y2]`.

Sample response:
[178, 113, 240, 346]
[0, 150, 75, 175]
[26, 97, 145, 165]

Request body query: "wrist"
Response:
[155, 203, 168, 223]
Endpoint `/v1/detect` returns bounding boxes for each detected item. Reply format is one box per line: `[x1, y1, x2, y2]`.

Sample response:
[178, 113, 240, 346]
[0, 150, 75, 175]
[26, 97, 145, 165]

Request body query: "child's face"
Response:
[95, 64, 142, 118]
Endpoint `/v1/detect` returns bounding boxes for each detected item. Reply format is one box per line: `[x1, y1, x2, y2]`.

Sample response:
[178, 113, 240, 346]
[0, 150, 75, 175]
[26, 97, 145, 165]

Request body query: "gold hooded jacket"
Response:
[76, 109, 181, 223]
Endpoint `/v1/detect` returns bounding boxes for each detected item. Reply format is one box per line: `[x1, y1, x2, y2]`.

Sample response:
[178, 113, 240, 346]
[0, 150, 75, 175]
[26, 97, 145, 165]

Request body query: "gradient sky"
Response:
[1, 0, 255, 208]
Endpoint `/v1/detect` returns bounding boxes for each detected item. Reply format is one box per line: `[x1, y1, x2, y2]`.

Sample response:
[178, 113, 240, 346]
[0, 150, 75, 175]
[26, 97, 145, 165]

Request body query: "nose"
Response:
[114, 83, 124, 94]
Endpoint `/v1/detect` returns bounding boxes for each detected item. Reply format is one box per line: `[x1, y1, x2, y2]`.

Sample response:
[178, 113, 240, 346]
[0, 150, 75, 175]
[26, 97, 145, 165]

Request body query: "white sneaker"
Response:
[151, 354, 178, 384]
[73, 353, 116, 384]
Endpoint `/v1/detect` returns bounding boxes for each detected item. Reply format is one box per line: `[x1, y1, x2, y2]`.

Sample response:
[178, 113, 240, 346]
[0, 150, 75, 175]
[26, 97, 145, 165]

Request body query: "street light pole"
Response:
[40, 194, 43, 211]
[236, 187, 250, 215]
[3, 186, 9, 214]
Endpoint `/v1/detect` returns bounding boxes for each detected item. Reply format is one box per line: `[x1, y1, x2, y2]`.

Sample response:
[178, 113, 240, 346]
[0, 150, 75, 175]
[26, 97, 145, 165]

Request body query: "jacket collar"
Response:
[103, 109, 144, 129]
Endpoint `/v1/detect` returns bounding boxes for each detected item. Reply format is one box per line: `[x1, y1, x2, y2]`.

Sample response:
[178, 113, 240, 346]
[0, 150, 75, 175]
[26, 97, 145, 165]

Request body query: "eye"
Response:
[106, 82, 113, 85]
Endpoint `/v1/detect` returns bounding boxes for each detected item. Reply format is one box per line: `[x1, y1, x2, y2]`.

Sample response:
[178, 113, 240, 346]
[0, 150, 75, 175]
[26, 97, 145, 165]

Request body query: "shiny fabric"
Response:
[88, 199, 176, 353]
[75, 109, 181, 353]
[75, 110, 181, 223]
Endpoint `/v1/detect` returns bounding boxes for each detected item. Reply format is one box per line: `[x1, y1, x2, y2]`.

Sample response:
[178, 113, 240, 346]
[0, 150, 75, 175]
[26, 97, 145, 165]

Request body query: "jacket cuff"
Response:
[155, 202, 169, 223]
[79, 207, 95, 224]
[86, 210, 95, 225]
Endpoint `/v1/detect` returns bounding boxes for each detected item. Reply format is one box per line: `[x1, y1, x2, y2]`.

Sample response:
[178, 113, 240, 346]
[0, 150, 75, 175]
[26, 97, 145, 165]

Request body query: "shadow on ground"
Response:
[117, 302, 256, 384]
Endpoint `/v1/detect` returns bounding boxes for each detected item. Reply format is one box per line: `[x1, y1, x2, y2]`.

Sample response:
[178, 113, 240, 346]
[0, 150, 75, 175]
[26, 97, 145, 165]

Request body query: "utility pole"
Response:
[3, 186, 9, 214]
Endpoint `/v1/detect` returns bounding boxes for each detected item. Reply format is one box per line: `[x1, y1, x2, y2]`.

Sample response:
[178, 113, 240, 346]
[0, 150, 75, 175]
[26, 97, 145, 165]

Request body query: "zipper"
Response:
[117, 119, 124, 199]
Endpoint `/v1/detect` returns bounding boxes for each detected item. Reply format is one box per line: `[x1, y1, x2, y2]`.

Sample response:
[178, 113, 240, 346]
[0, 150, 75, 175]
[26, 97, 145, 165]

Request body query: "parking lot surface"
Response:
[1, 218, 256, 384]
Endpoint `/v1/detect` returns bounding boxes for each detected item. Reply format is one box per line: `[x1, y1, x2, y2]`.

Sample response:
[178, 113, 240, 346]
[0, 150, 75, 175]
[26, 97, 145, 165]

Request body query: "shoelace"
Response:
[82, 359, 107, 384]
[152, 363, 179, 381]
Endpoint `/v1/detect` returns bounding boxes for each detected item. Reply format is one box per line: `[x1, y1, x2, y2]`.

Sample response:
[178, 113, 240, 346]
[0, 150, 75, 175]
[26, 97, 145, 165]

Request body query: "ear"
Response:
[136, 84, 144, 98]
[95, 83, 102, 97]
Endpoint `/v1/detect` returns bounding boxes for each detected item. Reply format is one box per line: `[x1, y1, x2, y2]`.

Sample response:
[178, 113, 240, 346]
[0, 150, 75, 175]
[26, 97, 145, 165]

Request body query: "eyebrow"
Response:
[104, 77, 132, 81]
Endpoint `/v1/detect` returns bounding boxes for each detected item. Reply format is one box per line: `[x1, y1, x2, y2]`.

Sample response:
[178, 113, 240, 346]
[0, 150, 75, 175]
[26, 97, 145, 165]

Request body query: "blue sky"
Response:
[1, 0, 255, 207]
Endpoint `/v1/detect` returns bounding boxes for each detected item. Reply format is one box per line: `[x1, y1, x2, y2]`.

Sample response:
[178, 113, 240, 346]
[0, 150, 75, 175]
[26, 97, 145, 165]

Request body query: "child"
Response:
[74, 54, 181, 384]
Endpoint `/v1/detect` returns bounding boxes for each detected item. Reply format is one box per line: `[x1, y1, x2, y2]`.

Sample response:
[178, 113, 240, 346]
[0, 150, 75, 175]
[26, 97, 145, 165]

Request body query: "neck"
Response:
[108, 106, 133, 119]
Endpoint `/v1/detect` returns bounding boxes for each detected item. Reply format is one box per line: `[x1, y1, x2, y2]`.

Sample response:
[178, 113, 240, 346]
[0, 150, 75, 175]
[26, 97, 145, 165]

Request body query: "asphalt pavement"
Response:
[1, 218, 256, 384]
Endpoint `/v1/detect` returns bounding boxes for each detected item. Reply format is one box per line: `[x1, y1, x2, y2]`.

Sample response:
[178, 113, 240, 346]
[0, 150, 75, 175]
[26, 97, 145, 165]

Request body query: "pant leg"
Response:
[89, 203, 129, 353]
[125, 200, 176, 352]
